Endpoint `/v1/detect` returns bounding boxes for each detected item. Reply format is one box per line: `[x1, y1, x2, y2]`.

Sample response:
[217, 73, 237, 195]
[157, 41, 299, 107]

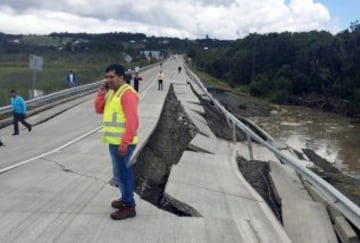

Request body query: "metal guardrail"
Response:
[0, 81, 103, 116]
[0, 63, 159, 116]
[184, 64, 360, 229]
[0, 60, 165, 116]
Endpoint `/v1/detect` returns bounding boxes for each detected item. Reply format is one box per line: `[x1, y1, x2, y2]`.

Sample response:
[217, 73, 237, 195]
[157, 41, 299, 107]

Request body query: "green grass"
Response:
[0, 54, 113, 106]
[0, 64, 108, 106]
[0, 51, 153, 106]
[21, 35, 70, 47]
[193, 70, 231, 89]
[190, 67, 250, 95]
[0, 34, 165, 106]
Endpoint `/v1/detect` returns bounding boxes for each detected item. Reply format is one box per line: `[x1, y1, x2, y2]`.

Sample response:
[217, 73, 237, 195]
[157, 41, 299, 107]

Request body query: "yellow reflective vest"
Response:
[102, 84, 138, 145]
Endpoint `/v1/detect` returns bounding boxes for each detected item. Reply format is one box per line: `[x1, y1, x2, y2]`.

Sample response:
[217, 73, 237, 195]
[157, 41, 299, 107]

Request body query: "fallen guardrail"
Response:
[185, 64, 360, 230]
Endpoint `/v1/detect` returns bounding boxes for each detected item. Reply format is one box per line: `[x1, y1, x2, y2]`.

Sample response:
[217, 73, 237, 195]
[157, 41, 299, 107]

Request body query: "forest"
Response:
[188, 21, 360, 117]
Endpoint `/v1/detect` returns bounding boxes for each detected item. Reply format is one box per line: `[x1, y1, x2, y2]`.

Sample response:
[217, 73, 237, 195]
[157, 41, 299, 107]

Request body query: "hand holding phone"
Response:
[98, 83, 108, 94]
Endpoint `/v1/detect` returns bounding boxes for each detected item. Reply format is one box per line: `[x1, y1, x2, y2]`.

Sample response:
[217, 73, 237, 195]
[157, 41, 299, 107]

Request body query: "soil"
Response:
[237, 156, 282, 222]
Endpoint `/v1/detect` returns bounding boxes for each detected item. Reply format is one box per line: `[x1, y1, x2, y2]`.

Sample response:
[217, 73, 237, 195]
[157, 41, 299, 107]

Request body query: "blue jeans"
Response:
[109, 144, 136, 205]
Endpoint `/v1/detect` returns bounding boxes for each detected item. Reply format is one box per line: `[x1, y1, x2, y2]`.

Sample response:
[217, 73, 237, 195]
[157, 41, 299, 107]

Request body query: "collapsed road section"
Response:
[133, 85, 201, 216]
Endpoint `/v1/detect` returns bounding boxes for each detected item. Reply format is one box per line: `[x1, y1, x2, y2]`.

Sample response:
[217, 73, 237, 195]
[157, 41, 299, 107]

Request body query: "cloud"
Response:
[0, 0, 335, 40]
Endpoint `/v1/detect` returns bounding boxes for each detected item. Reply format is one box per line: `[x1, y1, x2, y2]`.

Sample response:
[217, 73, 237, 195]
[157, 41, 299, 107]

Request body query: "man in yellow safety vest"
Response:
[95, 64, 139, 220]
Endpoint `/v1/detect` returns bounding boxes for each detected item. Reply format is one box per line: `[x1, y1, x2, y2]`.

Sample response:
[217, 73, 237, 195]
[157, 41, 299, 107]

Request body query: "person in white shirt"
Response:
[67, 70, 75, 87]
[157, 70, 164, 90]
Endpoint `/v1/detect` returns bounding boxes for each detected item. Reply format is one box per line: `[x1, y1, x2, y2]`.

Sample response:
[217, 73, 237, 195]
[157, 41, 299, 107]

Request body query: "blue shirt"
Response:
[11, 96, 27, 114]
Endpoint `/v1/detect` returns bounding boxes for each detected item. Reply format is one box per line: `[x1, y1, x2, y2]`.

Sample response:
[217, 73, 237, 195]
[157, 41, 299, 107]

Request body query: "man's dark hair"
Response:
[10, 89, 16, 93]
[105, 64, 125, 77]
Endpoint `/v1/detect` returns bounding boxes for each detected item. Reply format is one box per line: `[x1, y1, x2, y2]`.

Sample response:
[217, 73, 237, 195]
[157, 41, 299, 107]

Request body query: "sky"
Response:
[0, 0, 358, 40]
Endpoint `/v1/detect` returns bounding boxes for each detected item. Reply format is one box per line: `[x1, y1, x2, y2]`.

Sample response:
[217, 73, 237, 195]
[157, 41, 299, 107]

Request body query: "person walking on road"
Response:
[66, 70, 76, 87]
[10, 90, 32, 136]
[95, 64, 139, 220]
[133, 72, 142, 92]
[157, 70, 164, 90]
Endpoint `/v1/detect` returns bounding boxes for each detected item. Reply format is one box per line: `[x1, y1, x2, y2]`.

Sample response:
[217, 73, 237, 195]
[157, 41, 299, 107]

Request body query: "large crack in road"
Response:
[133, 85, 201, 216]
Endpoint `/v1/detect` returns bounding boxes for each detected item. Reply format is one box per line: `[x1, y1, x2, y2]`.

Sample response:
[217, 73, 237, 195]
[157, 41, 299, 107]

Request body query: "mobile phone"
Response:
[103, 83, 109, 89]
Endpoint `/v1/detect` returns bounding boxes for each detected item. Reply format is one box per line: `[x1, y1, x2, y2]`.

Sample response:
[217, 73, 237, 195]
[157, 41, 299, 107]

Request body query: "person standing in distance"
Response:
[67, 70, 75, 87]
[157, 70, 164, 90]
[124, 70, 132, 84]
[10, 90, 32, 136]
[133, 72, 142, 92]
[94, 64, 139, 220]
[0, 120, 3, 146]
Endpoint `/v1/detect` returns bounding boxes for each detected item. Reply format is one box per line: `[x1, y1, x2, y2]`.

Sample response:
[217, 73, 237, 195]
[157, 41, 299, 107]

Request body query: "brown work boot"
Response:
[111, 200, 126, 209]
[110, 205, 136, 220]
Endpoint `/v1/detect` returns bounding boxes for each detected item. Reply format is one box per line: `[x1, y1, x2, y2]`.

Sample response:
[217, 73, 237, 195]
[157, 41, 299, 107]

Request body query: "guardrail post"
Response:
[232, 120, 236, 144]
[246, 133, 254, 161]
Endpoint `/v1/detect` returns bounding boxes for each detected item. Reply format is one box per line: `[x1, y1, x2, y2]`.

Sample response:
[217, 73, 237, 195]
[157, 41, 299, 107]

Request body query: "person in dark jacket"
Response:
[133, 73, 142, 92]
[124, 70, 132, 84]
[0, 120, 3, 146]
[10, 90, 32, 135]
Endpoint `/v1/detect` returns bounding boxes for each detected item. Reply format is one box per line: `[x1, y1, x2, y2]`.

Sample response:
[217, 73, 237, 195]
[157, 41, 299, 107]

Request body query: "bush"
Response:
[238, 103, 247, 110]
[269, 89, 290, 103]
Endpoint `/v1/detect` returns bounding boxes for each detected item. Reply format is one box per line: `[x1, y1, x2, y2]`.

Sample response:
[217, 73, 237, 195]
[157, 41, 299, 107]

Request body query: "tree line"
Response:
[188, 21, 360, 116]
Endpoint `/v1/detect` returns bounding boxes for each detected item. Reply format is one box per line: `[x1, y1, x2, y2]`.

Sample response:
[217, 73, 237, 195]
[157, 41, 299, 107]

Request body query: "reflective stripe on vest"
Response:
[103, 113, 126, 127]
[102, 84, 138, 145]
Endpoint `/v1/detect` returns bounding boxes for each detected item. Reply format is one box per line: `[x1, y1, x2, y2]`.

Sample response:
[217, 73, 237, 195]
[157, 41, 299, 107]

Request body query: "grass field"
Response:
[0, 52, 151, 106]
[21, 35, 64, 46]
[0, 62, 106, 106]
[190, 64, 250, 95]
